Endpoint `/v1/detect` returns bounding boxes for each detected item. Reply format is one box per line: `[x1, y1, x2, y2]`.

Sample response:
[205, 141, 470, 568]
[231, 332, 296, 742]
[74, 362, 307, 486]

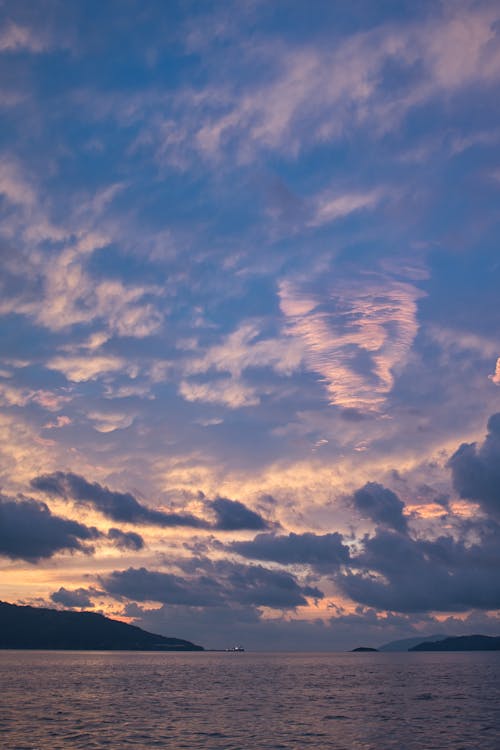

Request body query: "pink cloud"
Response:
[279, 270, 424, 411]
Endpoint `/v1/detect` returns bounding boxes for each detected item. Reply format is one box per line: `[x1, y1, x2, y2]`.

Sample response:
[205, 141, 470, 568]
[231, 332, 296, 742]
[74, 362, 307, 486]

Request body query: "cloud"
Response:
[107, 528, 144, 551]
[44, 415, 72, 429]
[86, 410, 135, 433]
[0, 161, 163, 343]
[37, 246, 163, 337]
[449, 128, 500, 156]
[231, 531, 350, 570]
[45, 355, 129, 383]
[100, 560, 323, 610]
[50, 587, 94, 609]
[0, 495, 99, 562]
[424, 6, 500, 90]
[0, 382, 69, 411]
[330, 416, 500, 613]
[0, 158, 67, 260]
[0, 158, 37, 207]
[279, 270, 424, 410]
[180, 263, 425, 414]
[179, 322, 304, 408]
[30, 471, 209, 528]
[186, 323, 303, 379]
[0, 23, 49, 54]
[352, 482, 408, 533]
[179, 377, 260, 408]
[130, 5, 500, 166]
[100, 566, 224, 606]
[31, 473, 272, 532]
[129, 597, 500, 651]
[448, 413, 500, 518]
[123, 588, 500, 650]
[338, 524, 500, 613]
[223, 562, 323, 608]
[428, 325, 499, 360]
[490, 358, 500, 385]
[211, 496, 271, 531]
[308, 188, 384, 228]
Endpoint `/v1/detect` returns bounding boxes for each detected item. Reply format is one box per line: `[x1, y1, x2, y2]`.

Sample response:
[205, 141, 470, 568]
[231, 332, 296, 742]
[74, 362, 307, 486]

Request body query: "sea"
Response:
[0, 651, 499, 749]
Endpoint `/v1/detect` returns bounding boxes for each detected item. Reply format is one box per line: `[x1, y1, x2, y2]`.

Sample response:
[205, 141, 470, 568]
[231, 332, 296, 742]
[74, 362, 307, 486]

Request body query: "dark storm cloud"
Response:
[31, 472, 273, 532]
[222, 561, 323, 607]
[230, 531, 350, 570]
[332, 417, 500, 614]
[100, 560, 323, 610]
[352, 482, 408, 532]
[107, 528, 144, 551]
[101, 567, 225, 606]
[449, 412, 500, 517]
[50, 587, 94, 609]
[0, 495, 99, 562]
[31, 472, 209, 528]
[211, 496, 270, 531]
[338, 524, 500, 613]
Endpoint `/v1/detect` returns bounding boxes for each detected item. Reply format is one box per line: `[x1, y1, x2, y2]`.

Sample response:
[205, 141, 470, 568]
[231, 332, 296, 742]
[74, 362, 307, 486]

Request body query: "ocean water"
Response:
[0, 651, 499, 749]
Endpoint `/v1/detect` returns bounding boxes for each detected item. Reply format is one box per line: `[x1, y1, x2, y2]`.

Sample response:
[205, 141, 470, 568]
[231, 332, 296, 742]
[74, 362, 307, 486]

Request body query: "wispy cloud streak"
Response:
[279, 271, 424, 410]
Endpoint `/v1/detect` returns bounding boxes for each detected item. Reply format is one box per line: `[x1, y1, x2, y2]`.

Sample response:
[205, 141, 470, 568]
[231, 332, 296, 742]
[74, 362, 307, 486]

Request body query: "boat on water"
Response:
[225, 645, 245, 652]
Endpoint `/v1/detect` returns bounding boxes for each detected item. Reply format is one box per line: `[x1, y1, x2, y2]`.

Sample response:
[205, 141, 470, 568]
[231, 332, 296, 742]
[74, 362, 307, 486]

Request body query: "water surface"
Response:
[1, 651, 499, 749]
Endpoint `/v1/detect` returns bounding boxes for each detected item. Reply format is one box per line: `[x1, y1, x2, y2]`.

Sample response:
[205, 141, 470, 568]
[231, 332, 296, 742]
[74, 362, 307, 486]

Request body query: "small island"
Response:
[351, 647, 379, 652]
[0, 601, 204, 651]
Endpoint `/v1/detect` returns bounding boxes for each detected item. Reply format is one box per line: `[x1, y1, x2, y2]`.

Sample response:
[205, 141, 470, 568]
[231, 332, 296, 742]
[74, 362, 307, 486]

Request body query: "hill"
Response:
[410, 635, 500, 652]
[0, 601, 203, 651]
[379, 634, 448, 652]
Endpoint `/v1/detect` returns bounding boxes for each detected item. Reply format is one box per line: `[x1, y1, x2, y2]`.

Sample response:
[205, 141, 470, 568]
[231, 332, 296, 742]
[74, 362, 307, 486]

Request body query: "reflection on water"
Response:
[0, 651, 499, 749]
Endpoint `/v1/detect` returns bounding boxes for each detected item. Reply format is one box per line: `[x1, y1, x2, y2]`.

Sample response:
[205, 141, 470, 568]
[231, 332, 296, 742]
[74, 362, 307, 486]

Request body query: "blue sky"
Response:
[0, 0, 499, 649]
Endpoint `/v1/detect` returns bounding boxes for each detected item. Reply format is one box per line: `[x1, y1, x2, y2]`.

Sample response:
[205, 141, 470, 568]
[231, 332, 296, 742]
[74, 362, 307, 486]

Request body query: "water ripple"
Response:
[0, 651, 499, 749]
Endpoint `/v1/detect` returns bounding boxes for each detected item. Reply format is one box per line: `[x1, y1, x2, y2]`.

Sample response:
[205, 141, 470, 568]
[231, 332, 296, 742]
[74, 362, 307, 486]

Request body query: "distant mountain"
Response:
[0, 601, 203, 651]
[410, 635, 500, 652]
[378, 634, 448, 652]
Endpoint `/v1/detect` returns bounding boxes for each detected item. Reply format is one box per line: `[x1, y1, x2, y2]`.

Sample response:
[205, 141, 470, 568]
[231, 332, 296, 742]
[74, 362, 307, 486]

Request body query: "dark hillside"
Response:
[411, 635, 500, 651]
[0, 601, 203, 651]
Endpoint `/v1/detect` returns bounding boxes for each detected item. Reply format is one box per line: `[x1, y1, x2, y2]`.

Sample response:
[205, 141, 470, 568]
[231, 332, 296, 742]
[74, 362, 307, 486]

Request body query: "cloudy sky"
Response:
[1, 0, 499, 650]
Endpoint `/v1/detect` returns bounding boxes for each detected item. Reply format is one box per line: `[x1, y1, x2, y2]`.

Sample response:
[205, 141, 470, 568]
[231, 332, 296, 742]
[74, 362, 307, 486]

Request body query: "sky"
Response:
[0, 0, 499, 651]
